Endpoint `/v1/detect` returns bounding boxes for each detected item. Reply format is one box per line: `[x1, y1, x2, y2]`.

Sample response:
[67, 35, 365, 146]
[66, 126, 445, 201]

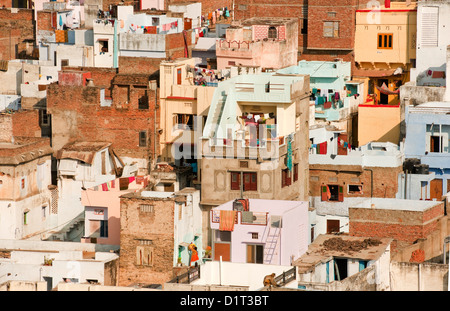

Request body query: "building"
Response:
[118, 188, 202, 287]
[410, 0, 450, 87]
[199, 70, 311, 248]
[0, 136, 53, 240]
[357, 102, 402, 146]
[46, 67, 159, 175]
[402, 101, 450, 200]
[81, 174, 149, 245]
[293, 234, 392, 291]
[158, 57, 216, 164]
[277, 60, 362, 144]
[304, 0, 358, 64]
[353, 0, 417, 106]
[309, 125, 404, 238]
[0, 239, 119, 290]
[349, 198, 445, 255]
[52, 141, 130, 241]
[215, 17, 298, 71]
[210, 198, 309, 266]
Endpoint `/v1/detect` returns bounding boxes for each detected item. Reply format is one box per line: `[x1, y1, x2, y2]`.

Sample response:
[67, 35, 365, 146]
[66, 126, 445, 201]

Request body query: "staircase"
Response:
[209, 97, 226, 139]
[43, 212, 85, 242]
[264, 226, 280, 265]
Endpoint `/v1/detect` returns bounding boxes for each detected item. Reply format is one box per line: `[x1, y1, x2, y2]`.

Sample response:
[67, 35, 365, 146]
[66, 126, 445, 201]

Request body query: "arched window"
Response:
[268, 26, 277, 39]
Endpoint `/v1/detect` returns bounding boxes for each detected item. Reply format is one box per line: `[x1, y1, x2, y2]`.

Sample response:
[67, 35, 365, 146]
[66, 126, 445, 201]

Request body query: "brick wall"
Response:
[118, 56, 163, 75]
[36, 11, 54, 32]
[233, 0, 306, 50]
[46, 78, 160, 161]
[0, 8, 35, 60]
[0, 110, 41, 142]
[167, 0, 232, 16]
[118, 195, 176, 286]
[309, 165, 403, 199]
[349, 202, 445, 254]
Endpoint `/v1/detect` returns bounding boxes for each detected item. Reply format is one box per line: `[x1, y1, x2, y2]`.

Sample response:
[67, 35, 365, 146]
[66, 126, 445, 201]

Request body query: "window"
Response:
[321, 185, 344, 202]
[99, 39, 109, 53]
[244, 172, 257, 191]
[246, 244, 264, 264]
[282, 168, 291, 187]
[139, 131, 147, 147]
[61, 59, 69, 67]
[251, 232, 258, 239]
[426, 124, 449, 153]
[136, 245, 154, 266]
[327, 12, 337, 17]
[140, 204, 154, 213]
[230, 172, 257, 191]
[23, 211, 29, 225]
[268, 26, 277, 39]
[138, 91, 149, 109]
[377, 33, 393, 49]
[293, 164, 299, 182]
[40, 109, 50, 126]
[42, 205, 47, 218]
[420, 6, 438, 47]
[231, 172, 240, 190]
[323, 21, 339, 38]
[348, 185, 363, 194]
[173, 114, 194, 130]
[228, 61, 236, 66]
[238, 4, 247, 10]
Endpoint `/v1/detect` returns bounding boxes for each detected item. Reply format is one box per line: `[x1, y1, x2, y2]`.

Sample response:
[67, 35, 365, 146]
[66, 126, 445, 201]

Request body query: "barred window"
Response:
[140, 204, 154, 213]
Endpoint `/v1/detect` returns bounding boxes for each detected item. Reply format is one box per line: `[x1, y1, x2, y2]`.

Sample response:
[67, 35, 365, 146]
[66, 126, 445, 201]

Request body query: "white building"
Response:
[0, 239, 118, 290]
[410, 0, 450, 87]
[52, 141, 130, 241]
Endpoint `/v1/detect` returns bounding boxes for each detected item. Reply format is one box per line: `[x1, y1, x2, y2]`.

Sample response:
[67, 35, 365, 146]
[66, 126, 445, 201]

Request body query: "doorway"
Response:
[430, 179, 443, 201]
[334, 258, 348, 281]
[378, 79, 389, 104]
[246, 244, 264, 264]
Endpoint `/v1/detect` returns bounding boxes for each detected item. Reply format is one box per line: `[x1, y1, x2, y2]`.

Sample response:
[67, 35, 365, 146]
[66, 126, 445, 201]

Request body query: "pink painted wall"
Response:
[81, 176, 148, 245]
[216, 22, 297, 70]
[210, 199, 309, 265]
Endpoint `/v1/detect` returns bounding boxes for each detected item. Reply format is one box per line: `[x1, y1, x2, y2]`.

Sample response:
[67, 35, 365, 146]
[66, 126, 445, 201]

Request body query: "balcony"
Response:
[211, 210, 268, 226]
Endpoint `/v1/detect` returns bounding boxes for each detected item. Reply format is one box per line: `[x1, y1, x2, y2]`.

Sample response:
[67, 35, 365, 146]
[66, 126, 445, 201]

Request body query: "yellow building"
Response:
[354, 1, 417, 105]
[159, 58, 216, 165]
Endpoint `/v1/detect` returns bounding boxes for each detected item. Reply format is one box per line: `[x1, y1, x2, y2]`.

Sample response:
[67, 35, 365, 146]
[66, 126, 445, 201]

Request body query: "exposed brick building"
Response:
[46, 66, 160, 175]
[233, 0, 359, 65]
[118, 188, 202, 287]
[349, 198, 445, 256]
[0, 8, 36, 61]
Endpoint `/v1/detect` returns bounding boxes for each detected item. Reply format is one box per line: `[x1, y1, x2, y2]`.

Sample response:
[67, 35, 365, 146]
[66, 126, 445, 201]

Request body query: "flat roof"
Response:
[351, 198, 441, 212]
[293, 234, 392, 273]
[212, 199, 308, 214]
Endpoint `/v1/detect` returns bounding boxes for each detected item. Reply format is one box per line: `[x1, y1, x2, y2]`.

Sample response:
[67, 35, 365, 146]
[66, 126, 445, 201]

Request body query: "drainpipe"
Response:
[113, 18, 118, 68]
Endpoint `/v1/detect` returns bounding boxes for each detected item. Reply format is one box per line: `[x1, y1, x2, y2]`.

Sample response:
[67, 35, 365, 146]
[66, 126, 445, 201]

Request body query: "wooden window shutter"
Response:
[338, 185, 344, 202]
[231, 172, 240, 190]
[321, 186, 328, 201]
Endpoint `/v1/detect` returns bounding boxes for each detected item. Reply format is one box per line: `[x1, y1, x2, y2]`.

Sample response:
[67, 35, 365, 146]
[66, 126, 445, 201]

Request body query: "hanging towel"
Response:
[129, 176, 136, 183]
[219, 210, 236, 231]
[101, 183, 108, 191]
[319, 141, 327, 154]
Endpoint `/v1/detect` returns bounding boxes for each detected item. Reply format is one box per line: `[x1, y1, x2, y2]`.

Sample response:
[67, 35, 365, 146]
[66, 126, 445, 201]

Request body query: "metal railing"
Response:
[168, 265, 201, 284]
[274, 266, 296, 287]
